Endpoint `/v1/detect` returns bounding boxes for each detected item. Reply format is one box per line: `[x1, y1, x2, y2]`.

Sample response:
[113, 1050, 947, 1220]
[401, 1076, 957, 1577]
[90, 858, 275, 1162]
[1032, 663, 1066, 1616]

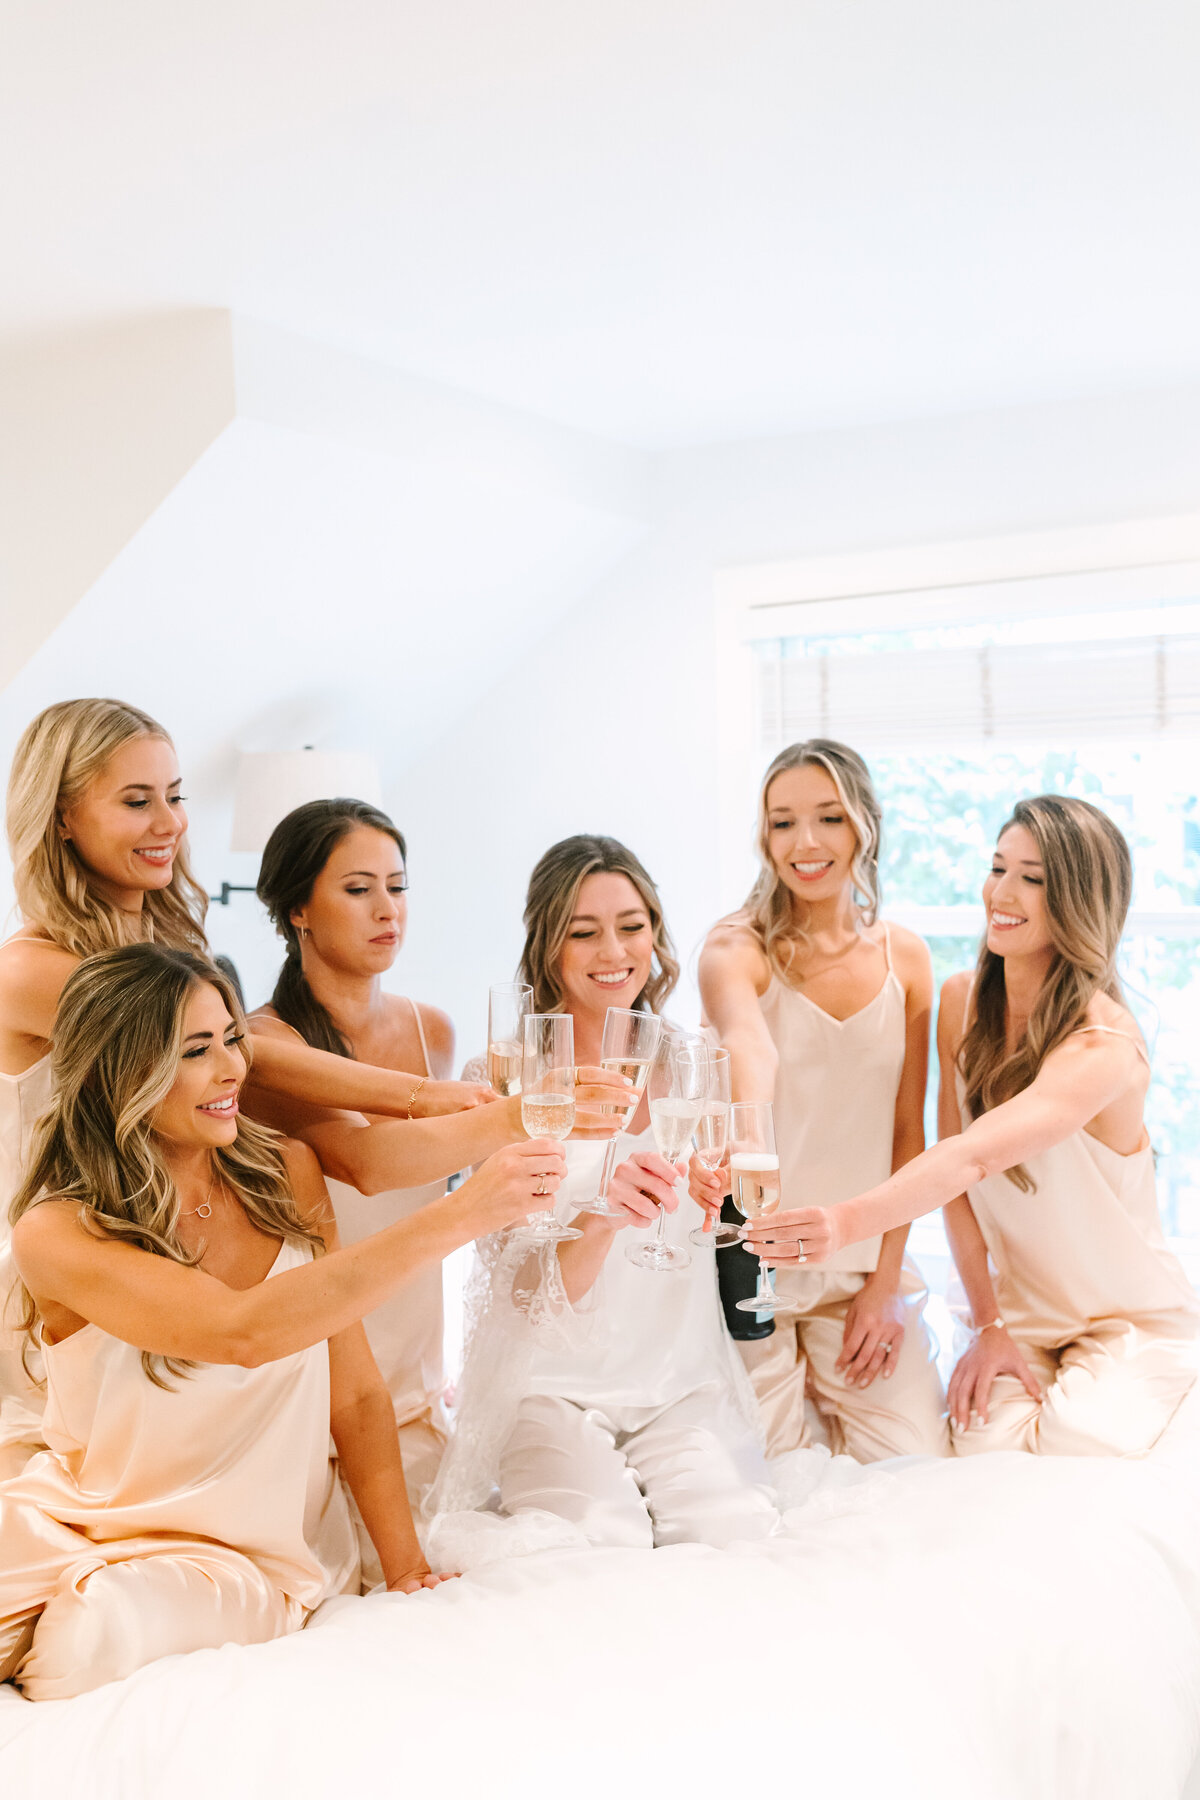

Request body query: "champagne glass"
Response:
[687, 1048, 737, 1248]
[624, 1036, 709, 1272]
[730, 1101, 784, 1317]
[573, 1007, 663, 1217]
[515, 1013, 582, 1243]
[487, 982, 531, 1096]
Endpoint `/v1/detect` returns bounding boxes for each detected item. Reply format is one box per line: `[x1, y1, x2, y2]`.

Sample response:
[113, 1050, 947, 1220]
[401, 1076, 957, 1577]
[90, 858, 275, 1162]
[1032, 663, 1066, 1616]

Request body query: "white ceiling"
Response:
[4, 0, 1200, 448]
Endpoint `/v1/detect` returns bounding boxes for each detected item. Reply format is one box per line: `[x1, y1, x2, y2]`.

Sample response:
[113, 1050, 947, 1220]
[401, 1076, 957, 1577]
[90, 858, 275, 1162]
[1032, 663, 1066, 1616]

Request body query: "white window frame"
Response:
[714, 509, 1200, 915]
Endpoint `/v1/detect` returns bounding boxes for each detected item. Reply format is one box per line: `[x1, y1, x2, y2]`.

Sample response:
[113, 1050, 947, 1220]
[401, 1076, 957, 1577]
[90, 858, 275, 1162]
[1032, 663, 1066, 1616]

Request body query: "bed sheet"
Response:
[4, 1390, 1200, 1800]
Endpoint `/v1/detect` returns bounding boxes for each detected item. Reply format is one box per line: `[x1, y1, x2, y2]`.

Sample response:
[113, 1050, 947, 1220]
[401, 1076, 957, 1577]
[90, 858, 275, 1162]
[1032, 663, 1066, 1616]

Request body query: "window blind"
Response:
[756, 632, 1200, 754]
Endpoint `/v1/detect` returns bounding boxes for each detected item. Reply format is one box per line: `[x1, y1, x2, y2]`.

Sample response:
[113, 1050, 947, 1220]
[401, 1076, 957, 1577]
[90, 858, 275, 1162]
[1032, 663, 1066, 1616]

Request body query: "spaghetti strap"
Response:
[409, 998, 431, 1077]
[880, 923, 893, 973]
[0, 935, 66, 956]
[1071, 1024, 1151, 1069]
[251, 1013, 309, 1047]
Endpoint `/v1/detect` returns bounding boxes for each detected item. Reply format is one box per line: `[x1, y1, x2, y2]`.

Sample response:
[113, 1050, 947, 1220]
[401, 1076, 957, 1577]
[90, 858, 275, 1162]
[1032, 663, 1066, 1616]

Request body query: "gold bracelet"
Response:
[406, 1075, 428, 1118]
[976, 1317, 1006, 1335]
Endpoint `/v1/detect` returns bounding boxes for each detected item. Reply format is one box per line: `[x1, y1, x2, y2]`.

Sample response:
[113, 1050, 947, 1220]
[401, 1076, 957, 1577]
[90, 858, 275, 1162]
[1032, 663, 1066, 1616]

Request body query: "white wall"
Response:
[6, 373, 1200, 1065]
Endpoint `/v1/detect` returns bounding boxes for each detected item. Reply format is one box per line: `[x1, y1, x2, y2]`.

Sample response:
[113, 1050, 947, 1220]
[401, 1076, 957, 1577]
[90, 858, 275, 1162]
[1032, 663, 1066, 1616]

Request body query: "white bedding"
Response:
[4, 1393, 1200, 1800]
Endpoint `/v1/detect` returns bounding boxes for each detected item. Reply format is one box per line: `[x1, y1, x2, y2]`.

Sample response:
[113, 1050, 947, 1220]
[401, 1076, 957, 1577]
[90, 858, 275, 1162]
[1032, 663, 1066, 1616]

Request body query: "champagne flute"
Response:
[573, 1007, 663, 1217]
[487, 982, 531, 1096]
[687, 1048, 737, 1247]
[730, 1101, 784, 1317]
[624, 1037, 709, 1272]
[515, 1013, 582, 1243]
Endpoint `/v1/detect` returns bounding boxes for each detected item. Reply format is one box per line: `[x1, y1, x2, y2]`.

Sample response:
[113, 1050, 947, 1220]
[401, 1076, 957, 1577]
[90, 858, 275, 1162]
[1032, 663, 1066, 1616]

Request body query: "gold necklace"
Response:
[181, 1167, 219, 1220]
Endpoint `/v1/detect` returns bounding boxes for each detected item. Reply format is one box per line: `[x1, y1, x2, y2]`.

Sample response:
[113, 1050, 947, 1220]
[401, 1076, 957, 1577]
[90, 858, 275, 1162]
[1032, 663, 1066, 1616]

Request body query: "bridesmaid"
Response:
[439, 835, 778, 1550]
[0, 701, 501, 1454]
[746, 795, 1199, 1457]
[246, 798, 619, 1525]
[0, 944, 558, 1699]
[692, 740, 948, 1460]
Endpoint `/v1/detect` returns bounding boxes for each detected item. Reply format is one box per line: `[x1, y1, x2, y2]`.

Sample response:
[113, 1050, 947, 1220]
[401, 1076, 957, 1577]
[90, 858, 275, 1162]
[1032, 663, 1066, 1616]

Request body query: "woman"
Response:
[0, 700, 497, 1452]
[436, 835, 778, 1551]
[692, 740, 948, 1461]
[0, 944, 558, 1700]
[745, 795, 1199, 1458]
[247, 799, 627, 1525]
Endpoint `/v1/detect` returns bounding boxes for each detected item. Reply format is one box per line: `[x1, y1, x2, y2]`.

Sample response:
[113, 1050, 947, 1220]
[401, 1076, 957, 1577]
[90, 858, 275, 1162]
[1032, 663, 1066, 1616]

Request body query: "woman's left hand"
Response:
[386, 1563, 459, 1594]
[742, 1205, 843, 1267]
[835, 1280, 906, 1388]
[606, 1152, 687, 1228]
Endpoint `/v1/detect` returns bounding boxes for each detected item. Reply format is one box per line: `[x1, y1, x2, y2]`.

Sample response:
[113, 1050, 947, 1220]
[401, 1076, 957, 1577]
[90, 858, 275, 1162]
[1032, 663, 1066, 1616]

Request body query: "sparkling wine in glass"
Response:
[686, 1048, 737, 1248]
[488, 983, 532, 1097]
[574, 1007, 662, 1217]
[730, 1102, 784, 1317]
[624, 1037, 710, 1272]
[515, 1013, 582, 1242]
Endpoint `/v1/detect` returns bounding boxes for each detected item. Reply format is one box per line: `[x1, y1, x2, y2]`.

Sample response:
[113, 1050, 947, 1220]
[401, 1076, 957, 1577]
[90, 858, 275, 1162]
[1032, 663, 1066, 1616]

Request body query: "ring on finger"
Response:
[534, 1177, 548, 1198]
[881, 1341, 894, 1355]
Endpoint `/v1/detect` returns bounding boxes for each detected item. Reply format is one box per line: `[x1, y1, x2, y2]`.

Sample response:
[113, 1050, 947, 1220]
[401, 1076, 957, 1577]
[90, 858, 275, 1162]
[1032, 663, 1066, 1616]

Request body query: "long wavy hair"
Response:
[257, 797, 408, 1058]
[10, 944, 322, 1387]
[519, 834, 679, 1016]
[6, 698, 208, 958]
[959, 794, 1133, 1191]
[739, 739, 883, 981]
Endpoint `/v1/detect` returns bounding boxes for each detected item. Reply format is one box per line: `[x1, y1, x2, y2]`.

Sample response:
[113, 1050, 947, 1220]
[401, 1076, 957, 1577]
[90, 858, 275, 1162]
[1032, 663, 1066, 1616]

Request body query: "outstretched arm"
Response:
[698, 925, 777, 1104]
[245, 1017, 493, 1119]
[747, 1023, 1145, 1265]
[13, 1139, 565, 1367]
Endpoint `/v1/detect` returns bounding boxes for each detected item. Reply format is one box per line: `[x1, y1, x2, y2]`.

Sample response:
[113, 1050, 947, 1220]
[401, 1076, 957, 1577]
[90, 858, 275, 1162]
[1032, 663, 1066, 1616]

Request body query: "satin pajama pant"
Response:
[950, 1318, 1198, 1457]
[0, 1540, 304, 1702]
[739, 1264, 950, 1461]
[499, 1385, 779, 1549]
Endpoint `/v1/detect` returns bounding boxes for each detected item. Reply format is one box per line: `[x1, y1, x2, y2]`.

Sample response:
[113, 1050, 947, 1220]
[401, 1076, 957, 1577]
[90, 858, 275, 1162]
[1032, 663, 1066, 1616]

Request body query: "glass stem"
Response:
[594, 1138, 618, 1205]
[756, 1260, 773, 1306]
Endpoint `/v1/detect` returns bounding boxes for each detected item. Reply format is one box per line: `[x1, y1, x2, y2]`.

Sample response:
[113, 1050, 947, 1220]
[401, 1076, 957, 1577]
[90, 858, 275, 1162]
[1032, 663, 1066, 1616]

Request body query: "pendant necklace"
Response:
[182, 1168, 218, 1220]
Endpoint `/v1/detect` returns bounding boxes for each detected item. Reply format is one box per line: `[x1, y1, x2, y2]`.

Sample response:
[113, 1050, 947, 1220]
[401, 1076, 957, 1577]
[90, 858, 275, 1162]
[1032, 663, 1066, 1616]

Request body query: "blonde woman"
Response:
[0, 700, 496, 1452]
[745, 796, 1199, 1458]
[247, 799, 628, 1533]
[437, 836, 778, 1551]
[692, 740, 948, 1461]
[0, 944, 558, 1700]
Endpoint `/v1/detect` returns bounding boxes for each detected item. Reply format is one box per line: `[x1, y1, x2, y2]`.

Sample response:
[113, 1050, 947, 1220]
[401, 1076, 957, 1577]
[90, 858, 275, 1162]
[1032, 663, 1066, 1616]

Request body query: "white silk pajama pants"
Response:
[498, 1383, 779, 1549]
[739, 1264, 950, 1461]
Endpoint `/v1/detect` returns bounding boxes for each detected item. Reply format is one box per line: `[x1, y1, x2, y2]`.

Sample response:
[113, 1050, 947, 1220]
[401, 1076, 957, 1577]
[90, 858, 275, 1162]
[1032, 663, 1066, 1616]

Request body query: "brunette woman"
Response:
[692, 741, 948, 1460]
[0, 944, 557, 1699]
[745, 796, 1198, 1457]
[437, 835, 778, 1550]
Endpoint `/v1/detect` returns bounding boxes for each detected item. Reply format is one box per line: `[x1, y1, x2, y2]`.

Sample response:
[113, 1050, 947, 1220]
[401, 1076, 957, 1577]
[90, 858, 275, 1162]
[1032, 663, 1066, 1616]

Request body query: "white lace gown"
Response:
[431, 1127, 779, 1552]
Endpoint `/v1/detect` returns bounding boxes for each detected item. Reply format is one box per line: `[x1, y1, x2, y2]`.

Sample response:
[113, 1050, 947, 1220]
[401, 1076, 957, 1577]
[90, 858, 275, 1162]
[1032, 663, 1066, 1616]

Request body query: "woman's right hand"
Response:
[687, 1152, 727, 1224]
[947, 1325, 1044, 1433]
[457, 1139, 567, 1235]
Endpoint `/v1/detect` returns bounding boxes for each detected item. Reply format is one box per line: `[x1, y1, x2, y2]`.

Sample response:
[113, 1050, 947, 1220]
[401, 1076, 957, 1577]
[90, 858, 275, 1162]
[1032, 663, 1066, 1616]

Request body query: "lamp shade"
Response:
[230, 750, 383, 853]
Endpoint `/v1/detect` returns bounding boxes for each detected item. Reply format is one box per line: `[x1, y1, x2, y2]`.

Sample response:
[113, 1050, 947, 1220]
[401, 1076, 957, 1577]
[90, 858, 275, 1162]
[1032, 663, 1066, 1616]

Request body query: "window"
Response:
[718, 521, 1200, 1347]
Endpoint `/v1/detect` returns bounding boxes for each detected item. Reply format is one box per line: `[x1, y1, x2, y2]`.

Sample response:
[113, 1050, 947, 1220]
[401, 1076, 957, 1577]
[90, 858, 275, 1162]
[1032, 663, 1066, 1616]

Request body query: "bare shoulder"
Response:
[246, 1007, 297, 1041]
[0, 934, 77, 1003]
[1075, 995, 1150, 1065]
[882, 922, 932, 987]
[409, 999, 455, 1055]
[936, 970, 973, 1050]
[276, 1135, 335, 1235]
[10, 1199, 89, 1278]
[700, 915, 769, 982]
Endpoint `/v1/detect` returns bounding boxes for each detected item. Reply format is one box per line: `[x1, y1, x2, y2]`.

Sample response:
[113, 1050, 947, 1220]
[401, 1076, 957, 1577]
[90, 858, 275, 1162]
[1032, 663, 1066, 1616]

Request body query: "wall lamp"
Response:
[209, 747, 383, 904]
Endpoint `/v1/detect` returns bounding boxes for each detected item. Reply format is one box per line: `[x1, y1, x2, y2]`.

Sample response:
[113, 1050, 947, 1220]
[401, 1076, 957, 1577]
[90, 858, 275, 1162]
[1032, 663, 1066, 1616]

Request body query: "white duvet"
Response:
[4, 1394, 1200, 1800]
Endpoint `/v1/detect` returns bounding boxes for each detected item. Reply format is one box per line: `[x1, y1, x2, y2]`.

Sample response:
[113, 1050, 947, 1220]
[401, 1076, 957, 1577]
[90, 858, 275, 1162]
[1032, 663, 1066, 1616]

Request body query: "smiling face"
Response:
[556, 871, 655, 1022]
[764, 762, 859, 906]
[289, 825, 408, 977]
[58, 734, 187, 911]
[983, 823, 1054, 959]
[149, 981, 246, 1153]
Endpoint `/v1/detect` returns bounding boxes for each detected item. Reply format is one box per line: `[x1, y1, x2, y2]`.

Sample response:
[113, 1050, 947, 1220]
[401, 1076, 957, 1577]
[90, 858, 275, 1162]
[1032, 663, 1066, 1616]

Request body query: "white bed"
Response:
[4, 1392, 1200, 1800]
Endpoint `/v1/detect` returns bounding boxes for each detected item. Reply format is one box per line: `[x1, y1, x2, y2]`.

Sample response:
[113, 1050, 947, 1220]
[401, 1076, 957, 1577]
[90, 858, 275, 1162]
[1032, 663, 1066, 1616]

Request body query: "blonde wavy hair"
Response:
[959, 795, 1133, 1191]
[739, 739, 883, 980]
[519, 835, 679, 1016]
[10, 944, 322, 1387]
[6, 698, 208, 958]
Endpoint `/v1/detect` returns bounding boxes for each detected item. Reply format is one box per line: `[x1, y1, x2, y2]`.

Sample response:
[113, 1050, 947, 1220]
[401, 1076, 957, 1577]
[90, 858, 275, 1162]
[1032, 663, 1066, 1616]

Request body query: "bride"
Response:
[432, 834, 778, 1550]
